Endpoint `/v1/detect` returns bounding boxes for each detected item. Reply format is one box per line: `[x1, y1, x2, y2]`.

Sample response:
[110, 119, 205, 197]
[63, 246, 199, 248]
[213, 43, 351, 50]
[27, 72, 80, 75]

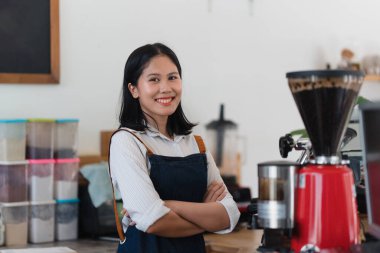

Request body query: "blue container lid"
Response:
[56, 119, 79, 123]
[0, 119, 27, 123]
[56, 198, 80, 204]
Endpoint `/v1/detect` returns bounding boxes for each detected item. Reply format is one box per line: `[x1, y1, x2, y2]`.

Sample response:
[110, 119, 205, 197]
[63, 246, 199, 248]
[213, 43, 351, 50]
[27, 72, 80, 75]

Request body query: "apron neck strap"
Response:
[118, 128, 154, 156]
[108, 130, 125, 242]
[194, 135, 206, 154]
[107, 128, 153, 242]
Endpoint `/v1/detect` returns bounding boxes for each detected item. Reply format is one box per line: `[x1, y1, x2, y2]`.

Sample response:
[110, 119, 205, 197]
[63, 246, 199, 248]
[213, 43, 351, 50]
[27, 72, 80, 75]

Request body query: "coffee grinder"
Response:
[257, 161, 300, 252]
[287, 70, 364, 252]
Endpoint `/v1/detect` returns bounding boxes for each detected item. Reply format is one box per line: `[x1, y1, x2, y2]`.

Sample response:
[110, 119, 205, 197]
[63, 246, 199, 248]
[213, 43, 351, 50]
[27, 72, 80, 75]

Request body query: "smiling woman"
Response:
[127, 55, 183, 139]
[108, 43, 240, 253]
[118, 43, 195, 138]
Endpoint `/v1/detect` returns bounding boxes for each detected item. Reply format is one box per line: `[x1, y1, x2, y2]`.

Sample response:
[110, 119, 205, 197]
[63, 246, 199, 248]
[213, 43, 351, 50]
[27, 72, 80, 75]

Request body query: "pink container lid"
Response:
[28, 159, 55, 164]
[55, 158, 80, 164]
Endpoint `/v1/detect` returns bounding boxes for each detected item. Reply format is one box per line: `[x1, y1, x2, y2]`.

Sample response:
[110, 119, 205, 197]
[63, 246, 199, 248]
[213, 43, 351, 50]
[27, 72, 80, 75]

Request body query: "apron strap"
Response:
[194, 135, 206, 154]
[107, 128, 154, 243]
[117, 128, 154, 156]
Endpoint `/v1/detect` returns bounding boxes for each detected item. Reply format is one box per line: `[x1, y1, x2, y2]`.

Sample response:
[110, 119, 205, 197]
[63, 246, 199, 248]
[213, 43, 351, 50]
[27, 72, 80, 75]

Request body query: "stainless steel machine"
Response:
[257, 161, 300, 251]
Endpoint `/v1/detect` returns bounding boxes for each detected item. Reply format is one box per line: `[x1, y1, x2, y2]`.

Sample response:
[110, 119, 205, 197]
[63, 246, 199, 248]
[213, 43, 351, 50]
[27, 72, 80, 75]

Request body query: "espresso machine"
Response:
[257, 70, 365, 253]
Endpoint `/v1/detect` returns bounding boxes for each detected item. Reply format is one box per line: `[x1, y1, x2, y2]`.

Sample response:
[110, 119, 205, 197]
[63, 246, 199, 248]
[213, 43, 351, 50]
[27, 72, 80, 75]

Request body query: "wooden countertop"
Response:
[204, 227, 263, 253]
[0, 228, 263, 253]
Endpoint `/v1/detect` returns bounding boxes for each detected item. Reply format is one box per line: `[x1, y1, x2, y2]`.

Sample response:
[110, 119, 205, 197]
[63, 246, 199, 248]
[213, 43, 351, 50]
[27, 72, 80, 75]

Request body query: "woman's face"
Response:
[130, 55, 182, 124]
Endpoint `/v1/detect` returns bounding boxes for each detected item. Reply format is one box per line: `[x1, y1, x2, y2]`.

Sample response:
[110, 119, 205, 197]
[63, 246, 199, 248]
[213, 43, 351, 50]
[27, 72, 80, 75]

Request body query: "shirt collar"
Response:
[145, 123, 185, 143]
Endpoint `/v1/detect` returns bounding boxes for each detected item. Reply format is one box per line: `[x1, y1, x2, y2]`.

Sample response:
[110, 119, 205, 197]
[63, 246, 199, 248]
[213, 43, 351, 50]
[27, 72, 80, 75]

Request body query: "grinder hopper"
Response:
[286, 70, 365, 163]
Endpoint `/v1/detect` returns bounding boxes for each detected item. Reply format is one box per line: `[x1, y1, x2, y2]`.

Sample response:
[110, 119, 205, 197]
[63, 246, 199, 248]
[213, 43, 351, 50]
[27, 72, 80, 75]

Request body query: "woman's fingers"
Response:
[204, 181, 226, 202]
[121, 208, 136, 226]
[203, 181, 218, 202]
[210, 182, 226, 201]
[121, 208, 128, 217]
[204, 181, 221, 202]
[216, 191, 227, 201]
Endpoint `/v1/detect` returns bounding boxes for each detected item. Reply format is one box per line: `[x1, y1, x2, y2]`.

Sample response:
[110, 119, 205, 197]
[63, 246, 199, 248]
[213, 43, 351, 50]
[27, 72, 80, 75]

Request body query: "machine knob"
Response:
[279, 134, 294, 158]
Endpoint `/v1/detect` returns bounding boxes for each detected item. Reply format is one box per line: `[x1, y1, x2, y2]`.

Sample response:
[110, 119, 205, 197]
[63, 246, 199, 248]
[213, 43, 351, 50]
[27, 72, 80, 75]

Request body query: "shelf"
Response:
[365, 75, 380, 81]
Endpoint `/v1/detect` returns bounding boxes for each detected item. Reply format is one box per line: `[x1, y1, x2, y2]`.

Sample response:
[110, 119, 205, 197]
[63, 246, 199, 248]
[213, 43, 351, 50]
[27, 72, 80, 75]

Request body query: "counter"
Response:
[0, 227, 263, 253]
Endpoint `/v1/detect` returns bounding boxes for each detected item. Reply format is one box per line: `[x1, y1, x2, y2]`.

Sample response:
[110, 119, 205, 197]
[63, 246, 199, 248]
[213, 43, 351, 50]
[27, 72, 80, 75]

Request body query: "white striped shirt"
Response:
[109, 126, 240, 234]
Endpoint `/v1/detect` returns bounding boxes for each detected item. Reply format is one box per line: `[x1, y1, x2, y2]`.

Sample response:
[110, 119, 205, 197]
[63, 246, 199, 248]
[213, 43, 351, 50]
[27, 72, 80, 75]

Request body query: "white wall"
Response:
[1, 0, 380, 196]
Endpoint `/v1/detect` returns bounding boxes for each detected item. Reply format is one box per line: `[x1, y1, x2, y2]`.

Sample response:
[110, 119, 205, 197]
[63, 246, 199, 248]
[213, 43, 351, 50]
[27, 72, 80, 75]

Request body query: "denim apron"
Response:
[108, 129, 208, 253]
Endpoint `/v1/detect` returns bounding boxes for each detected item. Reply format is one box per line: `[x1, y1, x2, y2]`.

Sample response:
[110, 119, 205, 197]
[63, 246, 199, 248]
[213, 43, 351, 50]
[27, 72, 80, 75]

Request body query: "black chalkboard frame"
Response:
[0, 0, 60, 84]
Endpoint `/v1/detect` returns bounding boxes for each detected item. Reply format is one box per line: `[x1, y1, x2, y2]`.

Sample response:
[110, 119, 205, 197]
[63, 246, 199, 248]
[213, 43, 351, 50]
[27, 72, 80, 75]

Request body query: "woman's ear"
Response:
[128, 83, 139, 99]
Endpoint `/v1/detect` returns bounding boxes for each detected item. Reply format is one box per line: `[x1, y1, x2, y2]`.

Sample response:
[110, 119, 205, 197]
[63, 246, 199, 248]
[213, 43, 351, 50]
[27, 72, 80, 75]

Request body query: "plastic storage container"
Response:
[0, 161, 28, 202]
[54, 119, 79, 159]
[0, 201, 29, 246]
[29, 200, 55, 243]
[26, 119, 55, 159]
[55, 199, 79, 241]
[54, 158, 80, 199]
[28, 159, 55, 201]
[0, 210, 4, 246]
[0, 119, 26, 161]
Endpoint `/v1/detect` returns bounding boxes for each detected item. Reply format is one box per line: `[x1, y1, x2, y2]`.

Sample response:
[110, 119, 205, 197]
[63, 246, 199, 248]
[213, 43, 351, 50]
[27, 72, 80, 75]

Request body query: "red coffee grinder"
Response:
[286, 70, 365, 252]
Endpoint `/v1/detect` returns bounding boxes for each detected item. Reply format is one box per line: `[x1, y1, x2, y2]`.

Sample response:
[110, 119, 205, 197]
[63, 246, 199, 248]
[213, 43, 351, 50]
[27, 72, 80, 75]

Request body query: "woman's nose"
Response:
[159, 80, 171, 93]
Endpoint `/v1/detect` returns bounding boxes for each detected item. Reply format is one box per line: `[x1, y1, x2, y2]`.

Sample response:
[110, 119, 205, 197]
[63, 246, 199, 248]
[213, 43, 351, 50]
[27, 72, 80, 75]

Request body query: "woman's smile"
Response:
[155, 96, 175, 106]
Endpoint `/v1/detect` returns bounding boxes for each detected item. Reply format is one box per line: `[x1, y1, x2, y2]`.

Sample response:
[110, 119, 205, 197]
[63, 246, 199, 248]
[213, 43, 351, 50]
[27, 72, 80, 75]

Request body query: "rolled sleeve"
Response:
[136, 199, 170, 232]
[215, 194, 240, 234]
[205, 151, 241, 234]
[110, 131, 170, 233]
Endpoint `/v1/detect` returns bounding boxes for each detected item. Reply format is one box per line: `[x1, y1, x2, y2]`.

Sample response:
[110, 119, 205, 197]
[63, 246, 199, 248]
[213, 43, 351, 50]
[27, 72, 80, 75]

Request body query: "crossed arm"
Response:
[111, 132, 236, 238]
[124, 181, 229, 237]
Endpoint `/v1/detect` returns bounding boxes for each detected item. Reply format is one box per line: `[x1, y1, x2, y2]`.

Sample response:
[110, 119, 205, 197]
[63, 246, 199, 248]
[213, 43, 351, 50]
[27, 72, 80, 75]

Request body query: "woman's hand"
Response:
[121, 208, 136, 226]
[203, 181, 227, 203]
[162, 183, 230, 232]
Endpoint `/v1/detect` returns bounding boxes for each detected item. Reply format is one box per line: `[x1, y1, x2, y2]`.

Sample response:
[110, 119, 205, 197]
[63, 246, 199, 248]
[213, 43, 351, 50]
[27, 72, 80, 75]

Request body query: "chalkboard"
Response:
[0, 0, 59, 84]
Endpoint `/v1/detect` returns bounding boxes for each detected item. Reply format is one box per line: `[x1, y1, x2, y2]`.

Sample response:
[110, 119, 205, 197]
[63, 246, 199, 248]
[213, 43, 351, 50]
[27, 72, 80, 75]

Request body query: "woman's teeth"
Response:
[156, 98, 173, 104]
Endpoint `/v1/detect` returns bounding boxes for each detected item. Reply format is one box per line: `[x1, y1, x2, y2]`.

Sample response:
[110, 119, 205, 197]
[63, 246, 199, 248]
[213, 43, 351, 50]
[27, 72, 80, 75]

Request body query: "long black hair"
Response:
[119, 43, 196, 136]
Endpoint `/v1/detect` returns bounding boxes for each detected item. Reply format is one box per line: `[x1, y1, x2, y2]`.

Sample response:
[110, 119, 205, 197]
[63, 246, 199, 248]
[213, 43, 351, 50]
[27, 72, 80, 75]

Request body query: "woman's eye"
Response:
[169, 75, 178, 80]
[149, 78, 160, 82]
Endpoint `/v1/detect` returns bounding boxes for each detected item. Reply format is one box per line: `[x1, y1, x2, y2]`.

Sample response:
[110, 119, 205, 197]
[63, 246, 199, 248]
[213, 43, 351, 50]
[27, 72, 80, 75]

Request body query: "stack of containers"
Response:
[0, 119, 29, 246]
[26, 119, 56, 243]
[54, 119, 80, 241]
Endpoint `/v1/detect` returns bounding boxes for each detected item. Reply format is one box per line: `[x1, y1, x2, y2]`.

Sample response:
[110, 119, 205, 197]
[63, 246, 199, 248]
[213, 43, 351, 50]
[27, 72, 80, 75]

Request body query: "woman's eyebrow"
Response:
[146, 72, 178, 77]
[147, 73, 160, 77]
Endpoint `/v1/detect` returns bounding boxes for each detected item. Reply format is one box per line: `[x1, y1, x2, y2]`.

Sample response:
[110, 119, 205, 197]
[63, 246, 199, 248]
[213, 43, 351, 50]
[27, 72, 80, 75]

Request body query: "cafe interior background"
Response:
[2, 0, 380, 199]
[1, 0, 380, 250]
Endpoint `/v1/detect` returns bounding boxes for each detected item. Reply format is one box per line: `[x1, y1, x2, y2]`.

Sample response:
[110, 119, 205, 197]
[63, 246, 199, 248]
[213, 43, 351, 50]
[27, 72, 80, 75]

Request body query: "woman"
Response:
[109, 43, 240, 253]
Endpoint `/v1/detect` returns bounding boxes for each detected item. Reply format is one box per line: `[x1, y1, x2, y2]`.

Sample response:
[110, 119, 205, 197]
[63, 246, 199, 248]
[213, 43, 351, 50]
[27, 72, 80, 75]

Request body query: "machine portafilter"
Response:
[279, 127, 358, 164]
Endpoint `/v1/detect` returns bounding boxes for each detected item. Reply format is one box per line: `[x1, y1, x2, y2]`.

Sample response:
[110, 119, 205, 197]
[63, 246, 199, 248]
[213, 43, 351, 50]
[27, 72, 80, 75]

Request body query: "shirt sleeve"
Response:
[109, 131, 170, 232]
[206, 150, 241, 234]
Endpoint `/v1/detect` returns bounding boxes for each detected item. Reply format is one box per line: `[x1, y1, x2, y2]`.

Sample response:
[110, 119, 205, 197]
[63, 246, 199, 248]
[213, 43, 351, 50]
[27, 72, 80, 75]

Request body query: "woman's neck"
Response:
[146, 116, 172, 140]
